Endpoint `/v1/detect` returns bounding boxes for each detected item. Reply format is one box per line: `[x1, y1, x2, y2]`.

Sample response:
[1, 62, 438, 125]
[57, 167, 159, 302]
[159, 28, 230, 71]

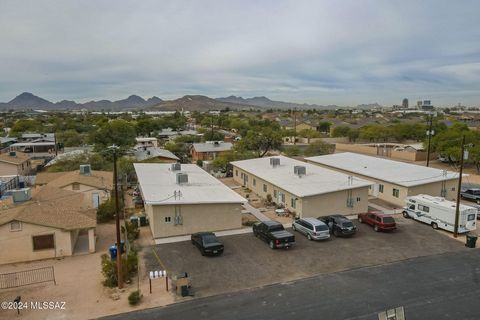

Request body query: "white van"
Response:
[403, 194, 477, 233]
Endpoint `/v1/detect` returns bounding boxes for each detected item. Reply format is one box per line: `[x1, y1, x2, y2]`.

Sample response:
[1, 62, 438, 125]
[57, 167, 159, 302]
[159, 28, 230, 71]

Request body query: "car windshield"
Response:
[315, 225, 329, 232]
[203, 235, 218, 244]
[383, 217, 395, 224]
[472, 190, 480, 195]
[341, 221, 353, 228]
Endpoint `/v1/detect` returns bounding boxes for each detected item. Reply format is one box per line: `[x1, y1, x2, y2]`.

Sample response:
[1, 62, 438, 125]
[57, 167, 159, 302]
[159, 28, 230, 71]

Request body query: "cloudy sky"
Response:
[1, 0, 479, 106]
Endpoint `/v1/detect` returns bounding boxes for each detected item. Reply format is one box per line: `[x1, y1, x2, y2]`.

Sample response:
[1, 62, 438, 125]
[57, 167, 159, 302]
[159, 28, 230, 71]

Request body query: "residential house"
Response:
[0, 151, 32, 176]
[134, 147, 179, 163]
[191, 141, 233, 161]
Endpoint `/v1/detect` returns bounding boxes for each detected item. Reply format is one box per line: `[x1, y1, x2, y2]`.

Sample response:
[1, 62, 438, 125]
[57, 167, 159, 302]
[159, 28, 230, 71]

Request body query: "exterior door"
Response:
[372, 184, 379, 197]
[92, 192, 100, 208]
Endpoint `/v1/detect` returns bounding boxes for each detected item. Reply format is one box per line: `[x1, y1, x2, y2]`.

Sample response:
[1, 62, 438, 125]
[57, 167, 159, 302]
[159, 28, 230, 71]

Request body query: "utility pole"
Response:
[453, 135, 466, 238]
[426, 112, 434, 167]
[293, 107, 297, 145]
[111, 145, 123, 288]
[54, 132, 58, 156]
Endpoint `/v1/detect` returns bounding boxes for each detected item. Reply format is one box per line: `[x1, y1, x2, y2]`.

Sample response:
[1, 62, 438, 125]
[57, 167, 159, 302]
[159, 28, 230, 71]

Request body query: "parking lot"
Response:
[144, 215, 469, 298]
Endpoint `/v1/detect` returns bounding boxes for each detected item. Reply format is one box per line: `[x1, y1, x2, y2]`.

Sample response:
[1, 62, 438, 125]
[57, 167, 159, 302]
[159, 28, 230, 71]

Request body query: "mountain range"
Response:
[0, 92, 380, 111]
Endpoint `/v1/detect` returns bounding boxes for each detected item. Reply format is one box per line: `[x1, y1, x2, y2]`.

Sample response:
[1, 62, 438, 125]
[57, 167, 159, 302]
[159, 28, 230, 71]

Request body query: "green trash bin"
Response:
[466, 233, 477, 248]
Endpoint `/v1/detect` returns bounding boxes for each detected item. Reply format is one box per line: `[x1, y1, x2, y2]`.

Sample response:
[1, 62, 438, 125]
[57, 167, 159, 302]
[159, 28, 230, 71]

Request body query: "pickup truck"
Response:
[252, 220, 295, 249]
[461, 188, 480, 204]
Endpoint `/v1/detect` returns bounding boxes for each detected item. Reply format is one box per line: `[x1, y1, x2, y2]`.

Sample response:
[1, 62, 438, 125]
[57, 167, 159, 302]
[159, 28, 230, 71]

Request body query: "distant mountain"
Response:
[148, 95, 257, 112]
[0, 92, 165, 111]
[355, 103, 384, 110]
[8, 92, 54, 108]
[216, 95, 340, 110]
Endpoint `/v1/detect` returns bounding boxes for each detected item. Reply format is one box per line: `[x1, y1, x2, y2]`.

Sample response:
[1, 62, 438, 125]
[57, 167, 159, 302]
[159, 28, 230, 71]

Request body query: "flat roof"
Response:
[134, 147, 179, 161]
[134, 163, 246, 205]
[231, 156, 373, 198]
[306, 152, 460, 187]
[193, 142, 232, 153]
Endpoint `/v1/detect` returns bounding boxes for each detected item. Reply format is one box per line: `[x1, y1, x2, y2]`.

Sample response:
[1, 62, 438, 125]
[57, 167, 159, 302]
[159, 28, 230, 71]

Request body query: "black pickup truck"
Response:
[252, 220, 295, 249]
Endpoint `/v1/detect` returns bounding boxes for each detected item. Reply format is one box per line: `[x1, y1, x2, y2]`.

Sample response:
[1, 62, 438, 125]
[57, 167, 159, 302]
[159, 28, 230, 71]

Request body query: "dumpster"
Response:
[109, 245, 117, 260]
[466, 233, 477, 248]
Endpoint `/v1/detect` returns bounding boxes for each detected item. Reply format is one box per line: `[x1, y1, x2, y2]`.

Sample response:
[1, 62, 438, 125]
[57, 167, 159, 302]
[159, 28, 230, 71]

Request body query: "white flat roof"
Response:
[134, 163, 246, 205]
[231, 156, 373, 198]
[306, 152, 460, 187]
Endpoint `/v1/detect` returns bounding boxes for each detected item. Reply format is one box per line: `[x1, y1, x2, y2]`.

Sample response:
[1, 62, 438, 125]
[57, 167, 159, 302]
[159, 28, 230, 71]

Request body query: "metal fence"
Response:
[0, 266, 56, 289]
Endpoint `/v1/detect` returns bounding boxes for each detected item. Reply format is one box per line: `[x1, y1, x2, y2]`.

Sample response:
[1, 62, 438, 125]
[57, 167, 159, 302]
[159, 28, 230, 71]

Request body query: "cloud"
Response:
[0, 0, 479, 106]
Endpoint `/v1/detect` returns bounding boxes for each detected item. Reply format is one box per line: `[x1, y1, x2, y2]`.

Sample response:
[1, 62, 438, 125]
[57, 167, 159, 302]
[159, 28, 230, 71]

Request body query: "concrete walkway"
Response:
[242, 202, 270, 222]
[154, 228, 253, 244]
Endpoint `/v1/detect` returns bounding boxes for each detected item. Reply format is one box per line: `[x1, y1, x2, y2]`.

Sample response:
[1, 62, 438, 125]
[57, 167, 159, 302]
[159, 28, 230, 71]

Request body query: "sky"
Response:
[0, 0, 479, 107]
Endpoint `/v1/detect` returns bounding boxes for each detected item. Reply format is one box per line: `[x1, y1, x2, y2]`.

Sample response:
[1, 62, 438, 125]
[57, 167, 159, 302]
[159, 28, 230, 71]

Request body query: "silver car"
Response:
[292, 217, 330, 240]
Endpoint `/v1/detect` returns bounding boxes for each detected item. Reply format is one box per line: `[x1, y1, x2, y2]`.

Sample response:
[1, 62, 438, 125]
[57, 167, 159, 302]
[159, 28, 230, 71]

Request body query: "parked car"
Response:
[292, 217, 330, 240]
[318, 215, 357, 237]
[461, 188, 480, 204]
[252, 220, 295, 249]
[191, 232, 224, 256]
[358, 211, 396, 232]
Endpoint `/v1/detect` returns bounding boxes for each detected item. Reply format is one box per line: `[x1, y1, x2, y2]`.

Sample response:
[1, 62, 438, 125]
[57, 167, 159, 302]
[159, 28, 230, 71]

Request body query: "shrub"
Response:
[126, 247, 138, 277]
[128, 290, 142, 306]
[124, 221, 140, 242]
[266, 194, 272, 205]
[196, 159, 203, 167]
[101, 254, 118, 288]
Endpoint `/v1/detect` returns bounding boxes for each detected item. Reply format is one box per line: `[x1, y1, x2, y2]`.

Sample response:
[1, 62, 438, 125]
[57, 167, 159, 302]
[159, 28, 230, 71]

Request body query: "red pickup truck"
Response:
[358, 211, 396, 232]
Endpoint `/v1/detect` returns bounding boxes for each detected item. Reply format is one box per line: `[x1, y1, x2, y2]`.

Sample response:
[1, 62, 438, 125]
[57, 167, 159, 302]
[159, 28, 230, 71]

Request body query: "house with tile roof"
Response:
[35, 165, 113, 208]
[0, 187, 96, 264]
[0, 151, 32, 176]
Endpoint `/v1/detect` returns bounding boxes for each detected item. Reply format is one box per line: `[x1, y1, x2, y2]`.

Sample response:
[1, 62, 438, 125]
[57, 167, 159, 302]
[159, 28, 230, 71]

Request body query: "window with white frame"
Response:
[10, 221, 21, 231]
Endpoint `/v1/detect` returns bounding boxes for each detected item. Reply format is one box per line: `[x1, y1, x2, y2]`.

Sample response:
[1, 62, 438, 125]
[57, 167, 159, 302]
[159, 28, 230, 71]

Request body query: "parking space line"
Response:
[152, 247, 167, 270]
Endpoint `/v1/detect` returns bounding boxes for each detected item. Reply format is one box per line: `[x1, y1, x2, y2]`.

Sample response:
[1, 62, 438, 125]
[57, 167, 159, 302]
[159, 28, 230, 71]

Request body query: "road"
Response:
[103, 250, 480, 320]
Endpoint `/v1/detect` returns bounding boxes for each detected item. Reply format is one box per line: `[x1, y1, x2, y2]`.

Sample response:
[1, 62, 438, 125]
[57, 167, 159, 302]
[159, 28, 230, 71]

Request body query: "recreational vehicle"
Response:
[403, 194, 477, 233]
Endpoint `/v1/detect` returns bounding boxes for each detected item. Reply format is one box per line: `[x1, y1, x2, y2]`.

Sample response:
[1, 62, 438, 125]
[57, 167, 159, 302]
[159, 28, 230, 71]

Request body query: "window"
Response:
[409, 204, 415, 210]
[291, 197, 297, 209]
[235, 170, 238, 176]
[240, 172, 244, 179]
[273, 190, 278, 199]
[32, 234, 54, 251]
[392, 188, 400, 198]
[164, 217, 171, 223]
[356, 197, 361, 202]
[280, 193, 285, 203]
[263, 184, 267, 192]
[418, 205, 429, 213]
[72, 183, 80, 191]
[451, 187, 455, 191]
[379, 184, 384, 193]
[10, 221, 21, 231]
[253, 179, 256, 186]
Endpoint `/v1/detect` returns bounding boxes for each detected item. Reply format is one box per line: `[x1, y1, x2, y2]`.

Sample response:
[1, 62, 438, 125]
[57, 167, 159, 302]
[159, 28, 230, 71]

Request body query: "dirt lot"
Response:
[145, 215, 469, 298]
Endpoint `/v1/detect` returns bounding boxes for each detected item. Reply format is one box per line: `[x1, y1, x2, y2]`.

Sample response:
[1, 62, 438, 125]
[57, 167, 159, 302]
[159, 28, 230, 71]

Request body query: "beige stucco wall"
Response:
[0, 221, 74, 265]
[232, 165, 369, 217]
[306, 161, 459, 207]
[147, 202, 243, 238]
[0, 162, 19, 176]
[61, 183, 110, 208]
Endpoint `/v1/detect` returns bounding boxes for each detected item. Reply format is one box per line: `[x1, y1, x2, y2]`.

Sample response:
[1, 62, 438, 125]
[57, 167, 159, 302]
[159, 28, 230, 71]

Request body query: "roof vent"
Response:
[80, 164, 91, 176]
[214, 141, 220, 146]
[171, 163, 181, 171]
[9, 151, 16, 157]
[176, 172, 188, 184]
[270, 157, 280, 167]
[294, 165, 306, 177]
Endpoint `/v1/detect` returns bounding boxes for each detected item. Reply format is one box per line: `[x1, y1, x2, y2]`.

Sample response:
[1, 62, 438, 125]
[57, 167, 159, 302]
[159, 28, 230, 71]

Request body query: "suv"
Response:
[461, 188, 480, 204]
[318, 215, 357, 237]
[292, 217, 330, 240]
[191, 232, 224, 256]
[358, 211, 396, 232]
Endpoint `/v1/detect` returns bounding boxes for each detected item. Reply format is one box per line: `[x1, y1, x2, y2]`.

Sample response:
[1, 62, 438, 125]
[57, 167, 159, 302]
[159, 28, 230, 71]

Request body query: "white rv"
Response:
[403, 194, 477, 233]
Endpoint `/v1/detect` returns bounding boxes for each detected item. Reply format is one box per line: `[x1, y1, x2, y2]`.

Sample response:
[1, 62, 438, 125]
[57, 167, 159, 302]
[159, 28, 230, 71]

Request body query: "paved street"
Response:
[104, 250, 480, 320]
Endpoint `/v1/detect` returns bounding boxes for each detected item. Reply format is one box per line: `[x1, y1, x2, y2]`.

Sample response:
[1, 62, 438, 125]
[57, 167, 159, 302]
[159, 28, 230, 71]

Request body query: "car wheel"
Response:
[333, 229, 339, 237]
[432, 222, 438, 230]
[269, 241, 275, 249]
[307, 234, 312, 240]
[292, 224, 296, 231]
[374, 225, 379, 232]
[358, 217, 363, 223]
[200, 248, 206, 256]
[253, 230, 258, 237]
[403, 211, 409, 218]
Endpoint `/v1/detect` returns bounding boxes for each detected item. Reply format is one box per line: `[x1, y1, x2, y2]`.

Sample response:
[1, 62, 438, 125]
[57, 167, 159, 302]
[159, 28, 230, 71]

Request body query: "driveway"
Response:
[144, 216, 468, 298]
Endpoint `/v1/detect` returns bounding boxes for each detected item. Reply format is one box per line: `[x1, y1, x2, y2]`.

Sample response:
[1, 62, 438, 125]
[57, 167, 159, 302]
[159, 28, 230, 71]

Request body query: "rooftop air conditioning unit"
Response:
[294, 165, 306, 177]
[12, 188, 32, 203]
[270, 158, 280, 167]
[79, 164, 91, 176]
[176, 173, 188, 184]
[171, 163, 181, 171]
[9, 151, 16, 157]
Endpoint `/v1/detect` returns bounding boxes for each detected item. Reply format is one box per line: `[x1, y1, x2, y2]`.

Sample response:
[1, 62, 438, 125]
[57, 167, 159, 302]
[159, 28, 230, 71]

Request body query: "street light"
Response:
[108, 144, 123, 288]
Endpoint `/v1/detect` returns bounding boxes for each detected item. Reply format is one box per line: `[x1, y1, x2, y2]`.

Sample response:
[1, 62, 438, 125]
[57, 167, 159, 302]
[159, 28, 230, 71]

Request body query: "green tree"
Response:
[331, 126, 351, 138]
[235, 127, 282, 157]
[283, 145, 301, 157]
[89, 119, 136, 151]
[318, 121, 332, 134]
[303, 141, 335, 157]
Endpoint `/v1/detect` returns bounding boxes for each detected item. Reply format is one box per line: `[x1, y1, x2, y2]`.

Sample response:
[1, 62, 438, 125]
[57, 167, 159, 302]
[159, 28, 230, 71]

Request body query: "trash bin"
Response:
[109, 245, 117, 260]
[139, 215, 147, 226]
[466, 233, 477, 248]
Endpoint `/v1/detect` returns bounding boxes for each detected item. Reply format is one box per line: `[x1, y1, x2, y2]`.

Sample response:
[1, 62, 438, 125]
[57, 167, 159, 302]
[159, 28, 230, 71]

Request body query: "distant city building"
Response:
[402, 98, 408, 109]
[416, 100, 434, 111]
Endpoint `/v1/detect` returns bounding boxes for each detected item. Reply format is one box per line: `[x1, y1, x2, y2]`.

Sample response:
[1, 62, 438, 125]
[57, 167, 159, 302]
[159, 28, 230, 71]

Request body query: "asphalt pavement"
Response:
[103, 250, 480, 320]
